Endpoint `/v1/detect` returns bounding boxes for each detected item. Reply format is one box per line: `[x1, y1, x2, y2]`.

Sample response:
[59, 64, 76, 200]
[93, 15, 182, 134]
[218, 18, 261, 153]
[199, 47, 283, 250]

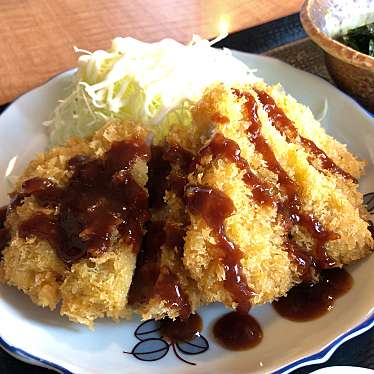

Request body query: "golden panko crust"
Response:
[1, 120, 149, 328]
[183, 83, 373, 309]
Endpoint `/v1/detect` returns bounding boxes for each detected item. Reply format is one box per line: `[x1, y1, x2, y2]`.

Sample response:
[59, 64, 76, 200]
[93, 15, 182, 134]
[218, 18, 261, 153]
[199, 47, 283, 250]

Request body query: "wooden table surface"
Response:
[0, 0, 303, 105]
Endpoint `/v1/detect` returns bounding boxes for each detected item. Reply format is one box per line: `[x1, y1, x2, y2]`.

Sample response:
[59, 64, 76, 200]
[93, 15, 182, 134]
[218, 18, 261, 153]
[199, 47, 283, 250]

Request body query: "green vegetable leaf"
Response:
[44, 37, 259, 146]
[339, 23, 374, 57]
[369, 39, 374, 57]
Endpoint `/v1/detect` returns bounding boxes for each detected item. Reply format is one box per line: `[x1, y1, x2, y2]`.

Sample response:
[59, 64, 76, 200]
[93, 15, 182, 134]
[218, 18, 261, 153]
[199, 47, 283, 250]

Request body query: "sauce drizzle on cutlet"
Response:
[0, 206, 10, 254]
[129, 145, 192, 319]
[197, 133, 314, 279]
[191, 132, 317, 308]
[22, 177, 63, 203]
[198, 133, 274, 206]
[17, 139, 150, 263]
[0, 206, 7, 226]
[9, 193, 29, 210]
[147, 146, 171, 209]
[128, 220, 191, 319]
[368, 223, 374, 239]
[163, 144, 194, 199]
[185, 185, 256, 313]
[284, 239, 315, 281]
[19, 212, 88, 262]
[255, 89, 357, 184]
[164, 222, 186, 256]
[154, 266, 191, 320]
[128, 221, 164, 306]
[234, 89, 339, 270]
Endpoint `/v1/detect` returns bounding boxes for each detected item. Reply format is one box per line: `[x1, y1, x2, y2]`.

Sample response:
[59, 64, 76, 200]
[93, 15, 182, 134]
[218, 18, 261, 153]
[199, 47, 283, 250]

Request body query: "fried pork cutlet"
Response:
[0, 121, 150, 327]
[182, 83, 373, 312]
[0, 81, 372, 326]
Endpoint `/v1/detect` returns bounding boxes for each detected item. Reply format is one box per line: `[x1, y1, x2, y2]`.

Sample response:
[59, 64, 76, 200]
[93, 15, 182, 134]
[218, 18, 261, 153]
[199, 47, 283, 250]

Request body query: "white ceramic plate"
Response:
[0, 52, 373, 374]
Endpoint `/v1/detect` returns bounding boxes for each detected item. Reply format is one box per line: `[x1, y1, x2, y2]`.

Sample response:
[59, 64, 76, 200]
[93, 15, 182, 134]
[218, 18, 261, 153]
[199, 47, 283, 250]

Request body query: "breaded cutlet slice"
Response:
[253, 82, 365, 207]
[182, 83, 373, 310]
[130, 218, 201, 321]
[129, 143, 201, 320]
[0, 120, 149, 327]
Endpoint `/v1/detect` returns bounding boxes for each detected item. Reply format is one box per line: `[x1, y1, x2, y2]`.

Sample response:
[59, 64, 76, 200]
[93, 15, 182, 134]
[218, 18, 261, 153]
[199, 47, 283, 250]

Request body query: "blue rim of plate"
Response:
[0, 57, 373, 374]
[0, 337, 73, 374]
[274, 313, 374, 373]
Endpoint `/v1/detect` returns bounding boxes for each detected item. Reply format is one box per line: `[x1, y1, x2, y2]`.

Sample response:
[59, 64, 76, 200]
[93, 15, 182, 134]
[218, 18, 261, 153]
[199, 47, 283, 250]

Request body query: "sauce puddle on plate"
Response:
[125, 269, 354, 362]
[160, 313, 203, 343]
[212, 268, 353, 352]
[213, 311, 263, 351]
[272, 268, 353, 321]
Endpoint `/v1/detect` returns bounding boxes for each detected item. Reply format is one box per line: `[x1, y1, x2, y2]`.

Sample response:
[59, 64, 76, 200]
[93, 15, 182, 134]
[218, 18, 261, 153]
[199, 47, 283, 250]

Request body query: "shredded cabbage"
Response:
[315, 98, 329, 122]
[44, 36, 259, 146]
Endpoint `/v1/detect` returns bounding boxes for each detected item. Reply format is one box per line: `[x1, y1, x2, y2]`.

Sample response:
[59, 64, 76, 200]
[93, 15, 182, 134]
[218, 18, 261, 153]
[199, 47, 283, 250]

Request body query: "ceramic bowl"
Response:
[300, 0, 374, 112]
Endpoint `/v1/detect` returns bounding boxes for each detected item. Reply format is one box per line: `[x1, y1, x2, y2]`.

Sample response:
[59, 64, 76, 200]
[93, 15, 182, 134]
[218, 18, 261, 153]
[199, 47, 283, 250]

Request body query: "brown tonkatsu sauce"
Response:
[213, 268, 352, 351]
[185, 185, 255, 313]
[0, 206, 7, 224]
[147, 146, 171, 209]
[213, 311, 263, 350]
[163, 144, 194, 198]
[22, 177, 63, 204]
[273, 268, 353, 321]
[128, 221, 165, 306]
[145, 144, 194, 205]
[211, 113, 229, 124]
[198, 133, 274, 207]
[129, 144, 192, 319]
[16, 139, 150, 263]
[128, 221, 190, 319]
[369, 223, 374, 239]
[128, 221, 190, 320]
[19, 213, 58, 246]
[284, 239, 315, 281]
[234, 90, 338, 270]
[154, 266, 191, 320]
[300, 137, 357, 183]
[164, 144, 194, 172]
[9, 193, 29, 210]
[160, 313, 202, 342]
[254, 90, 357, 184]
[164, 222, 186, 256]
[0, 205, 10, 254]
